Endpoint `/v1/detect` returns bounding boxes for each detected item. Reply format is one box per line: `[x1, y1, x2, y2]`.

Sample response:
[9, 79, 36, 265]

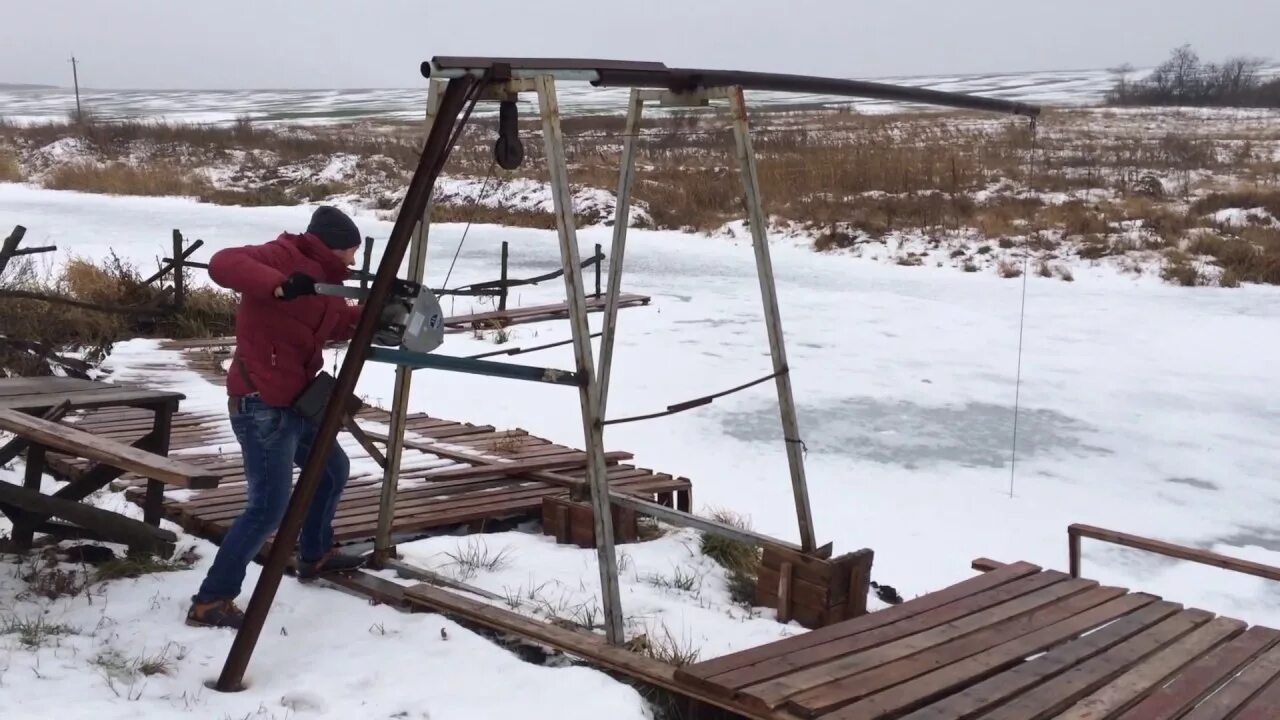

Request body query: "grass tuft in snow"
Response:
[16, 553, 89, 600]
[698, 509, 761, 607]
[644, 565, 706, 595]
[93, 549, 198, 583]
[1, 614, 79, 648]
[627, 622, 701, 667]
[442, 538, 514, 580]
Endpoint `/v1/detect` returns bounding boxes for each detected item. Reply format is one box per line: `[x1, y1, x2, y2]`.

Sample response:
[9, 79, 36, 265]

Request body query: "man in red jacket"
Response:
[187, 206, 370, 629]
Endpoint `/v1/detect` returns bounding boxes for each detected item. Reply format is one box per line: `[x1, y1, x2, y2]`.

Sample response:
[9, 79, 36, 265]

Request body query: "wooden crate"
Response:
[755, 545, 874, 628]
[541, 495, 639, 548]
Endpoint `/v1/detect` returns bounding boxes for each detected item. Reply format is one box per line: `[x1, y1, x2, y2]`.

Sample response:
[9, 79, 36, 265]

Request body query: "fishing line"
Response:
[1009, 116, 1038, 498]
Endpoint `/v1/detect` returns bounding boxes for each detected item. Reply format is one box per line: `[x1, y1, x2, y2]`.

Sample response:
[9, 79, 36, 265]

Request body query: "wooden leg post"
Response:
[728, 86, 818, 554]
[536, 73, 625, 646]
[11, 444, 47, 549]
[374, 78, 444, 566]
[142, 401, 175, 527]
[595, 87, 643, 420]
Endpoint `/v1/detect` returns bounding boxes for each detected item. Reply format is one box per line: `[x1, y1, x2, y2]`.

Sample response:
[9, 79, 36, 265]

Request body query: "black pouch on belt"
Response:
[290, 371, 364, 425]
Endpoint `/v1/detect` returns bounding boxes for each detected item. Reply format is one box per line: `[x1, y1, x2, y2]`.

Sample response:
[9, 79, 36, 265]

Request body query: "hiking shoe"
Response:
[296, 550, 366, 583]
[186, 597, 244, 629]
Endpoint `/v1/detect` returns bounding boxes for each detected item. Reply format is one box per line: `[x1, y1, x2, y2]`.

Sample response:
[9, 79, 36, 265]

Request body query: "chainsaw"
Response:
[313, 278, 445, 354]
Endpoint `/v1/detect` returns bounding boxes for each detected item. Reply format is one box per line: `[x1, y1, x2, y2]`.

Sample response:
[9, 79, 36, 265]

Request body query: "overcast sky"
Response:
[3, 0, 1276, 89]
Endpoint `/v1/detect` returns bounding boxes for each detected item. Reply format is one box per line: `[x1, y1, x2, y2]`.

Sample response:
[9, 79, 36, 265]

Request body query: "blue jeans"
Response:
[195, 396, 350, 602]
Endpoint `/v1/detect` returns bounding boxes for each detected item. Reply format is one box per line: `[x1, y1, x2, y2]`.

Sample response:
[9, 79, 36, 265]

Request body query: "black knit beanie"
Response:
[306, 206, 361, 250]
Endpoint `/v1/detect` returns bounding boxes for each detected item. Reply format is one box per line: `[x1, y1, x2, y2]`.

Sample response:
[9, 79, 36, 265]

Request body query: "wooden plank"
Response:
[704, 569, 1066, 695]
[0, 409, 219, 489]
[1054, 616, 1246, 719]
[897, 596, 1178, 720]
[400, 582, 773, 720]
[972, 608, 1214, 720]
[400, 451, 630, 481]
[1231, 669, 1280, 720]
[0, 479, 177, 552]
[738, 576, 1096, 711]
[677, 562, 1043, 685]
[777, 561, 794, 624]
[1115, 625, 1280, 720]
[1179, 641, 1280, 720]
[803, 585, 1132, 719]
[972, 558, 1005, 572]
[0, 377, 103, 395]
[0, 387, 183, 412]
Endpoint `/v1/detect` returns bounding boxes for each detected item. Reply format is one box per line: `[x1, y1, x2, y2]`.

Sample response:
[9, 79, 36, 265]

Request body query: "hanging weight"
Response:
[494, 100, 524, 169]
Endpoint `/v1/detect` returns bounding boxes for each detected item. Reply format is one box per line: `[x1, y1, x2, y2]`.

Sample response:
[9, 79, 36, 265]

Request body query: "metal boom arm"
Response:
[422, 57, 1041, 117]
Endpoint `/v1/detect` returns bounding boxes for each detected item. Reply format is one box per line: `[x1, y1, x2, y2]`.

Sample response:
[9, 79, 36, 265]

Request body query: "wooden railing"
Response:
[1068, 523, 1280, 583]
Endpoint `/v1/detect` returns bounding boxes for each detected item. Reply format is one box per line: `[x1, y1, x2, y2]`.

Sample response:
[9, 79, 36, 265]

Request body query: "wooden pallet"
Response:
[44, 403, 691, 548]
[665, 560, 1280, 719]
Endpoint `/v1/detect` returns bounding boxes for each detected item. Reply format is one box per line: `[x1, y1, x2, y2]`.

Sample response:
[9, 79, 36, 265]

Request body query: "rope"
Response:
[440, 159, 498, 294]
[602, 367, 787, 427]
[1008, 116, 1038, 498]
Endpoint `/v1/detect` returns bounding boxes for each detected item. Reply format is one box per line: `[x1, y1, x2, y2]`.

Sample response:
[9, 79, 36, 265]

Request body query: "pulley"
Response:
[494, 100, 524, 170]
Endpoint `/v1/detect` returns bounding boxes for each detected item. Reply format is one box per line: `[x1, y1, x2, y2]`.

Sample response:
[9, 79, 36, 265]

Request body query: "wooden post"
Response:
[728, 86, 818, 554]
[373, 79, 445, 565]
[0, 225, 27, 276]
[594, 243, 602, 297]
[361, 237, 375, 292]
[1069, 526, 1082, 578]
[11, 444, 47, 548]
[536, 73, 625, 646]
[595, 88, 644, 419]
[498, 241, 509, 312]
[70, 56, 82, 124]
[171, 229, 186, 310]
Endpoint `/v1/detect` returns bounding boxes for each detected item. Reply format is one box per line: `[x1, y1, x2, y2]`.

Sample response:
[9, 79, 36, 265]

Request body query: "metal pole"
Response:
[595, 88, 644, 419]
[728, 86, 818, 554]
[535, 74, 625, 645]
[373, 79, 445, 564]
[215, 75, 477, 692]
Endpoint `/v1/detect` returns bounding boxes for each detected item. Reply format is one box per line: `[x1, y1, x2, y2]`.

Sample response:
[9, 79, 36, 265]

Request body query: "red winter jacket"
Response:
[208, 232, 363, 407]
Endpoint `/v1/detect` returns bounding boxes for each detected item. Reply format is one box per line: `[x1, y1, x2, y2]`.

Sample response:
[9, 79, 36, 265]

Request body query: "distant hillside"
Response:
[0, 82, 58, 90]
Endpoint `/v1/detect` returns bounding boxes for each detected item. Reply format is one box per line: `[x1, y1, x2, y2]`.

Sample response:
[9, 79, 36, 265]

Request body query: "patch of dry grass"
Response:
[44, 161, 209, 197]
[1, 252, 236, 376]
[0, 147, 22, 182]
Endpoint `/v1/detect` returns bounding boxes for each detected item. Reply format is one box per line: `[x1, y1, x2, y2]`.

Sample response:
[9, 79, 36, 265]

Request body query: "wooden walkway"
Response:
[44, 403, 690, 546]
[655, 559, 1280, 719]
[40, 338, 689, 549]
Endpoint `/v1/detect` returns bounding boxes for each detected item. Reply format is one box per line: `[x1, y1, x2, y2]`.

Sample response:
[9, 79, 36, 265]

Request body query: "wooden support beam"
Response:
[0, 400, 70, 465]
[0, 409, 220, 489]
[0, 471, 177, 554]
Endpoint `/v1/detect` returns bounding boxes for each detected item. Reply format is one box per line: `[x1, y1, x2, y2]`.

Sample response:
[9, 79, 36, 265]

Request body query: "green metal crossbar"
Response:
[367, 347, 582, 387]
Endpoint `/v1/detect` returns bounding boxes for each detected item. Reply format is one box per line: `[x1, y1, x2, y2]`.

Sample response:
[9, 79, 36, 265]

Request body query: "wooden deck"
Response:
[43, 403, 690, 546]
[656, 560, 1280, 719]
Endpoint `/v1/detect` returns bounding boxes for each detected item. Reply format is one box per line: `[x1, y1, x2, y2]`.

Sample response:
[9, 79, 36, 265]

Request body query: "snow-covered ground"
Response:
[4, 182, 1280, 716]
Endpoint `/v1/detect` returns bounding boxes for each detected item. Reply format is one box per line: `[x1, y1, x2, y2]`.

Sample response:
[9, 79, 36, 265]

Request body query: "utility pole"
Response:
[69, 55, 82, 123]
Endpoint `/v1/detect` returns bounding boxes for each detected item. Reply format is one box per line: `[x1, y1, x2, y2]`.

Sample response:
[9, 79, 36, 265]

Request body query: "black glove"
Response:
[277, 272, 317, 300]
